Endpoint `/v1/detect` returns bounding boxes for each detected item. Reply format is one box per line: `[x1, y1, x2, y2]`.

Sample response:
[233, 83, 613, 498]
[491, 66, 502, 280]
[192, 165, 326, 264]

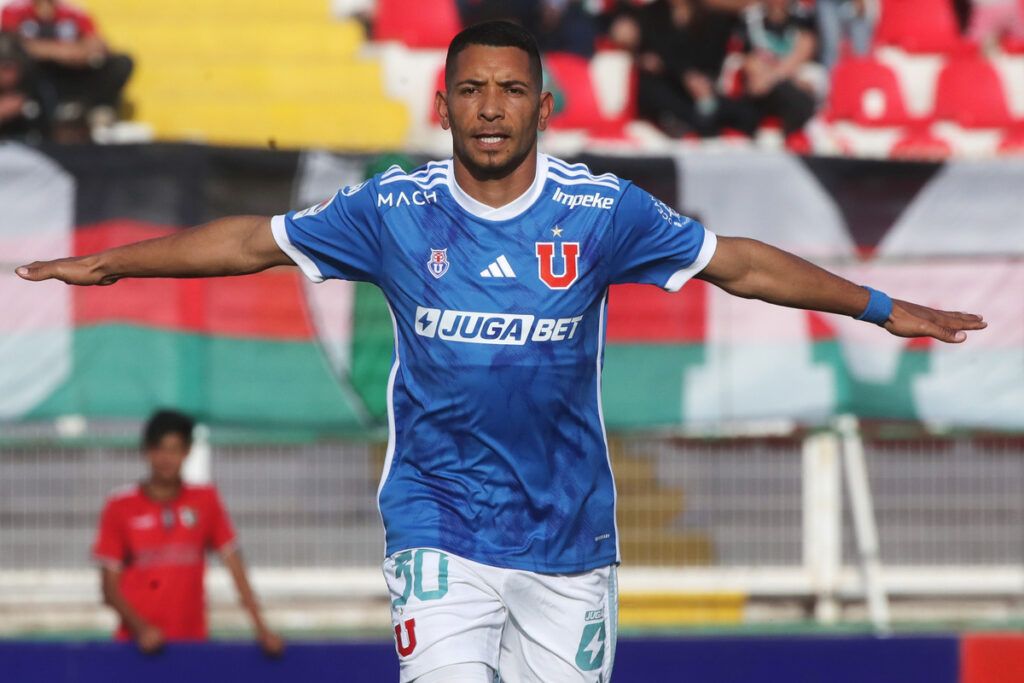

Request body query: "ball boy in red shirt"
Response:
[92, 409, 283, 655]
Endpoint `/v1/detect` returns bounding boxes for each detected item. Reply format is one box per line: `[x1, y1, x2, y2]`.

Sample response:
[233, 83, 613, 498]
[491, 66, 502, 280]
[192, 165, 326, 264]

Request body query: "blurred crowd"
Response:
[449, 0, 1024, 143]
[0, 0, 132, 144]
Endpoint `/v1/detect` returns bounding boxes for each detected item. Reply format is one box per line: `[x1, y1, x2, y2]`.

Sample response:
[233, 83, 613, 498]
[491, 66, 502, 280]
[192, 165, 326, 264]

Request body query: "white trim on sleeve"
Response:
[271, 213, 325, 283]
[664, 229, 717, 292]
[92, 554, 123, 571]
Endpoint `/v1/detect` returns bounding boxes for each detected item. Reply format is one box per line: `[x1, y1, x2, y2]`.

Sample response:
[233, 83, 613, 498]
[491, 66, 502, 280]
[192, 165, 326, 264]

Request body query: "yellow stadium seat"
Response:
[80, 2, 410, 150]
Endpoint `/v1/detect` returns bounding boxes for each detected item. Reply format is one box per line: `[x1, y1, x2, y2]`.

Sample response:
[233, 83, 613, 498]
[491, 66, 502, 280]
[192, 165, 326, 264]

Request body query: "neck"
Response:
[145, 478, 182, 502]
[452, 148, 538, 209]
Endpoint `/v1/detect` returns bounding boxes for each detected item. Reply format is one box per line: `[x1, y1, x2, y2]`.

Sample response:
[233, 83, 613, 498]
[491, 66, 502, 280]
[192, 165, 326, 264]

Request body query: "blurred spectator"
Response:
[740, 0, 823, 135]
[966, 0, 1024, 47]
[816, 0, 877, 69]
[608, 0, 760, 137]
[538, 0, 600, 57]
[0, 31, 51, 142]
[92, 410, 283, 656]
[0, 0, 132, 134]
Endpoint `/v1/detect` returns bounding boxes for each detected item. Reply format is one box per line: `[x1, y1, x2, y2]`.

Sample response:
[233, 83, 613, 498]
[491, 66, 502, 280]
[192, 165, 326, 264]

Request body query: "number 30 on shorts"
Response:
[392, 549, 450, 607]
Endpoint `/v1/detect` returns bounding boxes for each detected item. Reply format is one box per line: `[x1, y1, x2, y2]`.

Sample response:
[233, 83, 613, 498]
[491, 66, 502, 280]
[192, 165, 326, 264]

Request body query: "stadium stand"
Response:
[81, 0, 409, 149]
[56, 0, 1024, 159]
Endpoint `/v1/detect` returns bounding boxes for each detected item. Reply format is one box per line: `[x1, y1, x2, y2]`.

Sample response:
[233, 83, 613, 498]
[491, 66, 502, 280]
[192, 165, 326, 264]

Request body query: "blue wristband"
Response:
[855, 286, 893, 325]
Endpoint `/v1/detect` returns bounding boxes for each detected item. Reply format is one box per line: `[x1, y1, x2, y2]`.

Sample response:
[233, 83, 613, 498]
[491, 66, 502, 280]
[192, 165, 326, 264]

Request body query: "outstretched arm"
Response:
[221, 548, 284, 657]
[16, 215, 292, 286]
[696, 236, 986, 342]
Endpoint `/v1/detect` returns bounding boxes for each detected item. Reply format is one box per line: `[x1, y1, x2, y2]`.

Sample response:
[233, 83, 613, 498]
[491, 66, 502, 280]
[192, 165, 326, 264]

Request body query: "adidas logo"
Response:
[480, 255, 517, 278]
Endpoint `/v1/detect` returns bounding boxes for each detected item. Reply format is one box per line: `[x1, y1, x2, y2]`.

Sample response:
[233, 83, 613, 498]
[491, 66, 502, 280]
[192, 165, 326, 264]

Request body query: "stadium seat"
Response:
[875, 0, 961, 53]
[544, 51, 627, 137]
[89, 0, 412, 150]
[998, 123, 1024, 155]
[826, 56, 915, 126]
[889, 124, 953, 159]
[933, 56, 1014, 128]
[373, 0, 462, 49]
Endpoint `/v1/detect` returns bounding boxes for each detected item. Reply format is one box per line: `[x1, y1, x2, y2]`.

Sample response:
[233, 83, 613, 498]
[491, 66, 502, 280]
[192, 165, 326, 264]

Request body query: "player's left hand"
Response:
[257, 627, 285, 658]
[884, 299, 986, 343]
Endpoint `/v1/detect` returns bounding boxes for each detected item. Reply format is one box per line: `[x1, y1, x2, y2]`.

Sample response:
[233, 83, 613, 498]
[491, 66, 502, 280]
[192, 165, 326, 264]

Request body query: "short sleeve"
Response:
[271, 178, 383, 285]
[91, 499, 125, 569]
[207, 488, 237, 553]
[607, 184, 717, 292]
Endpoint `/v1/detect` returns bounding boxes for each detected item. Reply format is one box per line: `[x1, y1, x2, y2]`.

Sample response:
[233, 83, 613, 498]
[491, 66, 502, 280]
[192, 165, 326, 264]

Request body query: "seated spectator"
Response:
[608, 0, 760, 138]
[0, 0, 132, 134]
[740, 0, 824, 135]
[816, 0, 877, 69]
[967, 0, 1024, 48]
[0, 31, 51, 142]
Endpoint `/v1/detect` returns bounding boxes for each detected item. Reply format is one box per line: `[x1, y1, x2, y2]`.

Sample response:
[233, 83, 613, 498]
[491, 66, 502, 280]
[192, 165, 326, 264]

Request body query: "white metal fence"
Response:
[1, 422, 1023, 622]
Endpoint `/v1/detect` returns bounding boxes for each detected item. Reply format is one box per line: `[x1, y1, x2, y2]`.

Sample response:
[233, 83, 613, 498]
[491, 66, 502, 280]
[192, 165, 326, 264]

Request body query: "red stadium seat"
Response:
[826, 56, 914, 126]
[544, 52, 627, 137]
[933, 56, 1014, 128]
[998, 123, 1024, 155]
[544, 52, 604, 130]
[373, 0, 462, 49]
[889, 124, 953, 159]
[875, 0, 961, 53]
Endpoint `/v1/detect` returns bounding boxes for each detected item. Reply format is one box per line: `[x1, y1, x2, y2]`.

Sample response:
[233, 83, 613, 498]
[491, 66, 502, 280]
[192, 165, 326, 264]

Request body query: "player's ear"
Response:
[435, 89, 451, 130]
[537, 90, 554, 132]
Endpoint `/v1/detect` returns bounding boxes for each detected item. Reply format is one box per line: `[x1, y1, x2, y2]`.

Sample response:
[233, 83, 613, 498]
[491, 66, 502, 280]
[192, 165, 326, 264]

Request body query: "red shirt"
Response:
[0, 1, 96, 41]
[91, 483, 237, 640]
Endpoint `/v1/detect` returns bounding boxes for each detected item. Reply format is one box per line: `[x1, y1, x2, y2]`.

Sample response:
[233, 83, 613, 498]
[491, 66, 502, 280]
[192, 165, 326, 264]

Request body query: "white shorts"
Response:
[383, 548, 618, 683]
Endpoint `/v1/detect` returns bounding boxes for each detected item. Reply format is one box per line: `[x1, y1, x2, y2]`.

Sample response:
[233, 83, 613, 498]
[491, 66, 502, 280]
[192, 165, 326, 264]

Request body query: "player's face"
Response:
[437, 45, 553, 179]
[146, 433, 189, 484]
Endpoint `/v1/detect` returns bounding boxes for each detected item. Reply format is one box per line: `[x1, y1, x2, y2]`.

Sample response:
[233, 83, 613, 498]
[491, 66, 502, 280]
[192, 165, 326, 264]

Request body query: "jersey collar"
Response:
[447, 154, 549, 221]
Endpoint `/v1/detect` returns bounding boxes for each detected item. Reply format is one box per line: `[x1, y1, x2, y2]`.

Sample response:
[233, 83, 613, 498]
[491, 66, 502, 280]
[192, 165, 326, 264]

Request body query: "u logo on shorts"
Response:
[395, 618, 417, 657]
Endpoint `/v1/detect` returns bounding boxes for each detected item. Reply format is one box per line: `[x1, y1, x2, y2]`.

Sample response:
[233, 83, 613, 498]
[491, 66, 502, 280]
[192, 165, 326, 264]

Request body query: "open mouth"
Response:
[474, 134, 509, 147]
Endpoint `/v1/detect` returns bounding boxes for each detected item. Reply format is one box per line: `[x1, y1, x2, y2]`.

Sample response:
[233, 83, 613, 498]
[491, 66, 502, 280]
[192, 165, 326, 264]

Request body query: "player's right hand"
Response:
[136, 624, 165, 654]
[16, 255, 118, 286]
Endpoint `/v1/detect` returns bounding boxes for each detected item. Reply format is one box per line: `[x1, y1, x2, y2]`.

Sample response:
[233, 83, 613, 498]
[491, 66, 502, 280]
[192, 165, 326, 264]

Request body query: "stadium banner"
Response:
[0, 143, 1020, 432]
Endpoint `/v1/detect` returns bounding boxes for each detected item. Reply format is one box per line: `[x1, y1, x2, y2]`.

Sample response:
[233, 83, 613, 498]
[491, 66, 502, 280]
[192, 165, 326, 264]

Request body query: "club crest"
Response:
[428, 249, 449, 279]
[179, 506, 196, 528]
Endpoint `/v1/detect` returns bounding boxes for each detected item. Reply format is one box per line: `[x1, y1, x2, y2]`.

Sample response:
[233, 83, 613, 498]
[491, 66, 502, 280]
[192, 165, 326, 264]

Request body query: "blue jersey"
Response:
[272, 154, 716, 573]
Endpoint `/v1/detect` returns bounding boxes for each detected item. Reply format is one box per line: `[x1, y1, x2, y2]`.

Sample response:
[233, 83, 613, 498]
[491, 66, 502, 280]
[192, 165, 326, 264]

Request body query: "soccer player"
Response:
[92, 409, 284, 656]
[19, 21, 983, 683]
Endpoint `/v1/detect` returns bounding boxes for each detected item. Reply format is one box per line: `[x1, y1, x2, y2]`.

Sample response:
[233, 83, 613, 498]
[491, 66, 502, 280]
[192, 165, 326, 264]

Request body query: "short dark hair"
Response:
[142, 409, 194, 450]
[444, 21, 543, 91]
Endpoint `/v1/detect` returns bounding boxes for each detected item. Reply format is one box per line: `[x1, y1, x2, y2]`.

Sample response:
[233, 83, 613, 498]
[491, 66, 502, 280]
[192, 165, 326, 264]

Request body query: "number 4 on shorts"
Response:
[575, 622, 606, 671]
